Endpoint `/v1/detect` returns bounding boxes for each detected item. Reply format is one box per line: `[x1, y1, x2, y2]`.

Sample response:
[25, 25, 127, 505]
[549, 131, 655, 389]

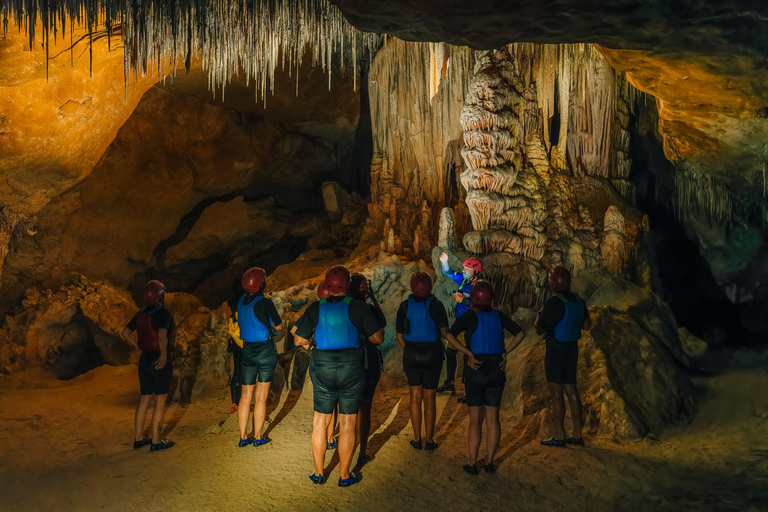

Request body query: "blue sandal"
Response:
[133, 438, 151, 450]
[338, 475, 358, 488]
[326, 440, 337, 450]
[238, 438, 252, 448]
[540, 437, 566, 448]
[252, 437, 271, 447]
[309, 473, 325, 485]
[149, 439, 175, 452]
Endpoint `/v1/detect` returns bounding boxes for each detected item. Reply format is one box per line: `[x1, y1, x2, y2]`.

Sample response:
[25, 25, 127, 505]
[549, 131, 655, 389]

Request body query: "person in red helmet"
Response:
[437, 252, 484, 398]
[291, 281, 340, 450]
[293, 265, 384, 487]
[231, 267, 283, 448]
[445, 280, 525, 474]
[121, 280, 177, 452]
[535, 265, 590, 448]
[396, 272, 449, 451]
[348, 273, 387, 466]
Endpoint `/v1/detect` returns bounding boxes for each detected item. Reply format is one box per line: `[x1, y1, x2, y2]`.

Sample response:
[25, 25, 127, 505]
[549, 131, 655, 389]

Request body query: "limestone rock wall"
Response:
[458, 45, 645, 310]
[363, 39, 480, 257]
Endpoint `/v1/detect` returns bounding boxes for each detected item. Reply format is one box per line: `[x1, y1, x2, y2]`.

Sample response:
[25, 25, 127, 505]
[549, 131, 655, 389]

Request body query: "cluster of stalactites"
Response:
[673, 163, 740, 225]
[0, 0, 382, 100]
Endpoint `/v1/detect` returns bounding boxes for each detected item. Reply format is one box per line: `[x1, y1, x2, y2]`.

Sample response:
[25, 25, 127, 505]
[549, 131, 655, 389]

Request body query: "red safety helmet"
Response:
[349, 273, 368, 300]
[141, 280, 166, 306]
[548, 266, 571, 293]
[463, 257, 483, 273]
[325, 265, 351, 294]
[410, 272, 433, 299]
[242, 267, 267, 294]
[317, 281, 330, 300]
[470, 279, 494, 307]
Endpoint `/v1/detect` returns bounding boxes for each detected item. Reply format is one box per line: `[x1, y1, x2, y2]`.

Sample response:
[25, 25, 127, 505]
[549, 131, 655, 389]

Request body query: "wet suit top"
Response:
[227, 293, 282, 349]
[536, 291, 587, 343]
[448, 308, 522, 354]
[294, 295, 382, 355]
[396, 294, 450, 341]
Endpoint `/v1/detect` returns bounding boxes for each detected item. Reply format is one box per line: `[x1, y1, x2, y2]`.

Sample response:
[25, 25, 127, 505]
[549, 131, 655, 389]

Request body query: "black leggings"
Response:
[230, 351, 242, 404]
[445, 347, 458, 382]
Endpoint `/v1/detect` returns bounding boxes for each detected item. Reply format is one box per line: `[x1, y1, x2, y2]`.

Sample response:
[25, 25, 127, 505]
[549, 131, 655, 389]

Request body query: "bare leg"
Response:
[548, 382, 566, 440]
[337, 413, 357, 480]
[252, 381, 271, 440]
[357, 399, 373, 459]
[326, 406, 338, 443]
[467, 406, 484, 466]
[423, 389, 437, 443]
[134, 395, 154, 441]
[238, 384, 255, 440]
[564, 384, 583, 439]
[409, 386, 423, 442]
[484, 406, 501, 465]
[312, 412, 332, 477]
[150, 394, 168, 443]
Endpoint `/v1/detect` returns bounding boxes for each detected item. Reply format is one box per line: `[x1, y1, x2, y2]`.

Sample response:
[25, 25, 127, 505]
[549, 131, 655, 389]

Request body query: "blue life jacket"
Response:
[552, 294, 584, 343]
[403, 297, 439, 343]
[468, 310, 505, 355]
[315, 297, 360, 350]
[237, 294, 270, 342]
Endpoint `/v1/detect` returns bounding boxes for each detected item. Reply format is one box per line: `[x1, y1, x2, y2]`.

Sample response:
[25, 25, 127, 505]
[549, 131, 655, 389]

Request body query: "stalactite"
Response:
[673, 163, 740, 225]
[0, 0, 381, 98]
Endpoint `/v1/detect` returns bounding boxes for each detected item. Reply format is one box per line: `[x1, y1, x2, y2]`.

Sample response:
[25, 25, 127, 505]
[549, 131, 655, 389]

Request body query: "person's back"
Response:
[535, 266, 590, 448]
[122, 281, 176, 452]
[293, 266, 384, 487]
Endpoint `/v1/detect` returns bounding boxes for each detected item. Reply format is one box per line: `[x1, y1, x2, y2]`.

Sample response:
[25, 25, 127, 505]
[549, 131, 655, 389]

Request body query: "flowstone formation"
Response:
[459, 45, 645, 310]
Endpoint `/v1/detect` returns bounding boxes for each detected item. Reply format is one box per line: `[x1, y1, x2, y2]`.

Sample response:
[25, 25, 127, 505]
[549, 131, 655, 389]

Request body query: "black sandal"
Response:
[149, 439, 175, 452]
[566, 437, 585, 447]
[463, 464, 479, 475]
[410, 440, 422, 450]
[540, 437, 566, 448]
[484, 463, 497, 473]
[424, 441, 438, 451]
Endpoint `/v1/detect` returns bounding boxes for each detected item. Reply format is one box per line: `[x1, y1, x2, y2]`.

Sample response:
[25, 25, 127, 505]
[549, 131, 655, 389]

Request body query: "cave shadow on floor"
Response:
[433, 383, 469, 444]
[157, 400, 189, 441]
[263, 388, 304, 438]
[494, 414, 542, 467]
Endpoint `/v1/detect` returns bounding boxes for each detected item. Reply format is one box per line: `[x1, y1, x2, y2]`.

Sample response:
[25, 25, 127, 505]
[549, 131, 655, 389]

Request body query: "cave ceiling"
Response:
[332, 0, 768, 193]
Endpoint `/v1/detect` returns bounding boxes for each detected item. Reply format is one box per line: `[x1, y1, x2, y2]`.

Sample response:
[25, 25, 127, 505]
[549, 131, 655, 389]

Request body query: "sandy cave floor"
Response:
[0, 363, 767, 511]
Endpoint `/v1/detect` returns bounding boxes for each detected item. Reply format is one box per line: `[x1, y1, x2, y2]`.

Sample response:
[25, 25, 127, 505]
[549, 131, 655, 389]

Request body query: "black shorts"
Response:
[362, 343, 382, 401]
[309, 348, 364, 415]
[241, 341, 278, 385]
[544, 340, 579, 384]
[403, 341, 443, 389]
[464, 355, 506, 407]
[138, 352, 173, 396]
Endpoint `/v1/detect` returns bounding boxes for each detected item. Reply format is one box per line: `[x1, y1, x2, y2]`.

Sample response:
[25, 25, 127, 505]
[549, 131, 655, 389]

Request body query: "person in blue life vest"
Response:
[535, 266, 590, 448]
[291, 282, 341, 452]
[444, 280, 526, 474]
[396, 272, 449, 451]
[293, 266, 384, 488]
[437, 252, 484, 398]
[121, 280, 177, 452]
[232, 267, 283, 448]
[348, 273, 387, 467]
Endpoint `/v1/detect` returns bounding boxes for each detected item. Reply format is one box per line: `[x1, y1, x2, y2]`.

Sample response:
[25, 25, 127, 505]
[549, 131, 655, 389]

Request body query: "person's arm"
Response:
[439, 327, 449, 340]
[155, 328, 168, 370]
[445, 332, 479, 369]
[369, 329, 384, 345]
[440, 252, 464, 284]
[396, 332, 406, 349]
[293, 304, 318, 350]
[395, 302, 406, 348]
[121, 327, 138, 349]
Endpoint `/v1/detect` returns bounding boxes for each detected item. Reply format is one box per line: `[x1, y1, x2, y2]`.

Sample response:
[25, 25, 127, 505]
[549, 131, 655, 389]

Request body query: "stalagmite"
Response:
[601, 206, 626, 275]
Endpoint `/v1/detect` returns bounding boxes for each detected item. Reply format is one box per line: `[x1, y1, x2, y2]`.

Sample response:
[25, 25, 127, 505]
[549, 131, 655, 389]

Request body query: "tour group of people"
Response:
[122, 254, 589, 486]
